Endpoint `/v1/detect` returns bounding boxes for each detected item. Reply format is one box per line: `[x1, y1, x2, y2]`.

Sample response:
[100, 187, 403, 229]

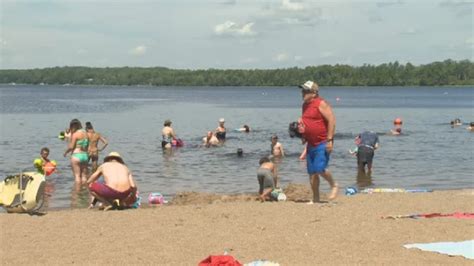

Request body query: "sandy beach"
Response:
[1, 185, 473, 265]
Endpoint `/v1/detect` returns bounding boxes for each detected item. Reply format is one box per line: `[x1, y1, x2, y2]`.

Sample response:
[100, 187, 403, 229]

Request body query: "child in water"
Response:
[33, 147, 57, 176]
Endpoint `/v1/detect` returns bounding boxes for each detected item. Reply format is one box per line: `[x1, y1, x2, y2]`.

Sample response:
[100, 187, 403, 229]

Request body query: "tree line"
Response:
[0, 59, 472, 86]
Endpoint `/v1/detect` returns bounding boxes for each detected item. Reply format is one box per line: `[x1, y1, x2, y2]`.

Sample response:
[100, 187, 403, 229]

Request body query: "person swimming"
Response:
[236, 125, 250, 133]
[450, 118, 462, 127]
[391, 118, 403, 135]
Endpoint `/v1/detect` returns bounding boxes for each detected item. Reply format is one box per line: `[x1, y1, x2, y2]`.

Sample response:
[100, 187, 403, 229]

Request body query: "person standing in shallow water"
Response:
[162, 119, 177, 149]
[355, 131, 379, 178]
[271, 135, 285, 157]
[215, 118, 226, 143]
[299, 81, 338, 204]
[64, 119, 89, 184]
[85, 121, 108, 173]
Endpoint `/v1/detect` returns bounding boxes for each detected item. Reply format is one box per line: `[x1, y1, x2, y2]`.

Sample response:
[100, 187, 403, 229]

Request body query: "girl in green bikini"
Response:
[64, 119, 89, 184]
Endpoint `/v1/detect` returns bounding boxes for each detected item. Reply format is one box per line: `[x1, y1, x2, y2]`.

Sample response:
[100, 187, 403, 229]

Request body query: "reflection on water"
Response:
[356, 172, 374, 188]
[70, 183, 90, 209]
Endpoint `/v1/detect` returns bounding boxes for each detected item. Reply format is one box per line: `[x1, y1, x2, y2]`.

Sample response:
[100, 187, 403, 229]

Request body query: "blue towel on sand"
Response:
[404, 240, 474, 259]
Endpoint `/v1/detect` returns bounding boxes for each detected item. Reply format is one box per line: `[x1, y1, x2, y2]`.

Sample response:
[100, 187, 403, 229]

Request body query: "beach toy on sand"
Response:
[148, 192, 166, 205]
[345, 187, 358, 195]
[270, 189, 286, 201]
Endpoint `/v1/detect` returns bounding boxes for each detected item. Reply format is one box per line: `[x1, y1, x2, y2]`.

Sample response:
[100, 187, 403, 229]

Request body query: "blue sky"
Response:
[1, 0, 472, 69]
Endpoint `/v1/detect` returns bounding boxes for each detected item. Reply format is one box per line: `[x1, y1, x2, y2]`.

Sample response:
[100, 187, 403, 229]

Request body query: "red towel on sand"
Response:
[198, 255, 242, 266]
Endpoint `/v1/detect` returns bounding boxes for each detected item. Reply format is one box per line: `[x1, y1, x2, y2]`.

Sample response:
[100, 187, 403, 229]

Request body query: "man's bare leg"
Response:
[321, 170, 338, 200]
[309, 174, 320, 203]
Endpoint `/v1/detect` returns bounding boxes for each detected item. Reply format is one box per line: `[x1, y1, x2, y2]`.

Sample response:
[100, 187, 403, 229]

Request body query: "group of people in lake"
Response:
[31, 80, 473, 210]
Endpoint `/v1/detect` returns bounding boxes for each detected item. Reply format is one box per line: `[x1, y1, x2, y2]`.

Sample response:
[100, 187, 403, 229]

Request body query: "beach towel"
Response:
[360, 188, 432, 194]
[199, 255, 242, 266]
[244, 260, 280, 266]
[404, 240, 474, 259]
[382, 212, 474, 219]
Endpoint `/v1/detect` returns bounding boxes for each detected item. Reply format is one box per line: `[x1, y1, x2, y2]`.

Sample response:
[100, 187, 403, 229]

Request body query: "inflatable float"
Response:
[0, 172, 46, 213]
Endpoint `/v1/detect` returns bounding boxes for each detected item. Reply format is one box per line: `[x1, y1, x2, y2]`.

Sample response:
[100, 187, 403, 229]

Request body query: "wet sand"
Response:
[1, 185, 473, 265]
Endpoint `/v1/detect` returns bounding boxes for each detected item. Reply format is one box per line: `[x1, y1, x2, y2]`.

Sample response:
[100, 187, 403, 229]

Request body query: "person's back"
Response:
[257, 157, 276, 201]
[358, 131, 379, 149]
[88, 131, 101, 151]
[101, 162, 132, 192]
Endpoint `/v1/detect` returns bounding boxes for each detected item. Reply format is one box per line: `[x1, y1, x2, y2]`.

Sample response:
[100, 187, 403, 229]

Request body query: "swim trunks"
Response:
[257, 168, 274, 194]
[357, 145, 374, 168]
[306, 142, 330, 174]
[89, 182, 135, 203]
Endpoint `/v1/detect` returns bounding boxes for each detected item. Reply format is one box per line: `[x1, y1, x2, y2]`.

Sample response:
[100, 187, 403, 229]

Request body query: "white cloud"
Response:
[281, 0, 304, 11]
[274, 53, 290, 62]
[76, 48, 87, 55]
[294, 55, 302, 61]
[129, 45, 147, 56]
[214, 21, 257, 37]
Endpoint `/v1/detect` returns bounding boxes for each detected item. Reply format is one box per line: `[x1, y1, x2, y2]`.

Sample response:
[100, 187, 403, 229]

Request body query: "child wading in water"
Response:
[33, 147, 57, 176]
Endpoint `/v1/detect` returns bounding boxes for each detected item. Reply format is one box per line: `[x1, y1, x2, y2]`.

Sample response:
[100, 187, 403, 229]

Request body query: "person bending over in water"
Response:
[87, 152, 137, 210]
[271, 135, 285, 157]
[85, 121, 108, 172]
[257, 157, 277, 202]
[162, 119, 177, 149]
[355, 131, 379, 178]
[64, 119, 89, 184]
[215, 118, 226, 142]
[203, 131, 220, 147]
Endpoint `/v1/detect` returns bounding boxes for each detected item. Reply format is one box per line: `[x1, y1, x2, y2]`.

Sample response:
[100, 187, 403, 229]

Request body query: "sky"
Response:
[1, 0, 472, 69]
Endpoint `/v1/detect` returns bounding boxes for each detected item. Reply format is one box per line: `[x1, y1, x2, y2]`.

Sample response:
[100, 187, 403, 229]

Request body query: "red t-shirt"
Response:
[302, 97, 328, 147]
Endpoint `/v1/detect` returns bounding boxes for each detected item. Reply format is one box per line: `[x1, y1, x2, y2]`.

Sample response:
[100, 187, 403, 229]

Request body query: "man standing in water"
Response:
[300, 81, 338, 203]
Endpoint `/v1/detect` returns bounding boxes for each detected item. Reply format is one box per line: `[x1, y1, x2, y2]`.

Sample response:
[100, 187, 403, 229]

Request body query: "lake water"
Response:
[1, 85, 473, 209]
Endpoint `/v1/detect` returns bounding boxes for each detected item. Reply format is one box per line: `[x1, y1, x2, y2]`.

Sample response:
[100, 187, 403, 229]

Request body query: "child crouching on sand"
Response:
[257, 157, 277, 202]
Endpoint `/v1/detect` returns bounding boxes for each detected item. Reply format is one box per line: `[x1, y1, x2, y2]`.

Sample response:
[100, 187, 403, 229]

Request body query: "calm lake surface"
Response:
[1, 85, 473, 209]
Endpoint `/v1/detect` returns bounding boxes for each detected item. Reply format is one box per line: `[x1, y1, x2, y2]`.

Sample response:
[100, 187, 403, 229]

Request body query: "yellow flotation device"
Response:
[0, 172, 46, 213]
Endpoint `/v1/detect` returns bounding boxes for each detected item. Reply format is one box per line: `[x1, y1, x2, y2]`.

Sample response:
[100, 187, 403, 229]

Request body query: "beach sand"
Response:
[1, 185, 473, 265]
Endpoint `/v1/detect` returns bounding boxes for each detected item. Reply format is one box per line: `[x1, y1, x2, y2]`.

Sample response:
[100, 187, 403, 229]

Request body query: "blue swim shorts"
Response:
[306, 142, 330, 174]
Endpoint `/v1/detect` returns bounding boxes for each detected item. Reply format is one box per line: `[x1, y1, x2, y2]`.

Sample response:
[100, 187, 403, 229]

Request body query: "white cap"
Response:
[219, 118, 225, 123]
[299, 80, 319, 92]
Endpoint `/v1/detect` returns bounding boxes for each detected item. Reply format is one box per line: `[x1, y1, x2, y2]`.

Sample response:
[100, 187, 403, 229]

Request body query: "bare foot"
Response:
[328, 184, 339, 200]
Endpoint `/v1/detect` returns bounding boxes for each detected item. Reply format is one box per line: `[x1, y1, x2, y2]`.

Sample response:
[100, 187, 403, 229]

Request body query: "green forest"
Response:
[0, 59, 472, 86]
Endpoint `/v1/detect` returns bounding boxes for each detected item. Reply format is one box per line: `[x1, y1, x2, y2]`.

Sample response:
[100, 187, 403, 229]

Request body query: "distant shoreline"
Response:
[1, 59, 473, 86]
[1, 83, 473, 88]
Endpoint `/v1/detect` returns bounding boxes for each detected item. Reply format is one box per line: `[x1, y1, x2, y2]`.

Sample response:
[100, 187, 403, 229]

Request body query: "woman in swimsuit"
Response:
[161, 119, 177, 149]
[85, 122, 108, 172]
[215, 118, 226, 142]
[64, 119, 89, 183]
